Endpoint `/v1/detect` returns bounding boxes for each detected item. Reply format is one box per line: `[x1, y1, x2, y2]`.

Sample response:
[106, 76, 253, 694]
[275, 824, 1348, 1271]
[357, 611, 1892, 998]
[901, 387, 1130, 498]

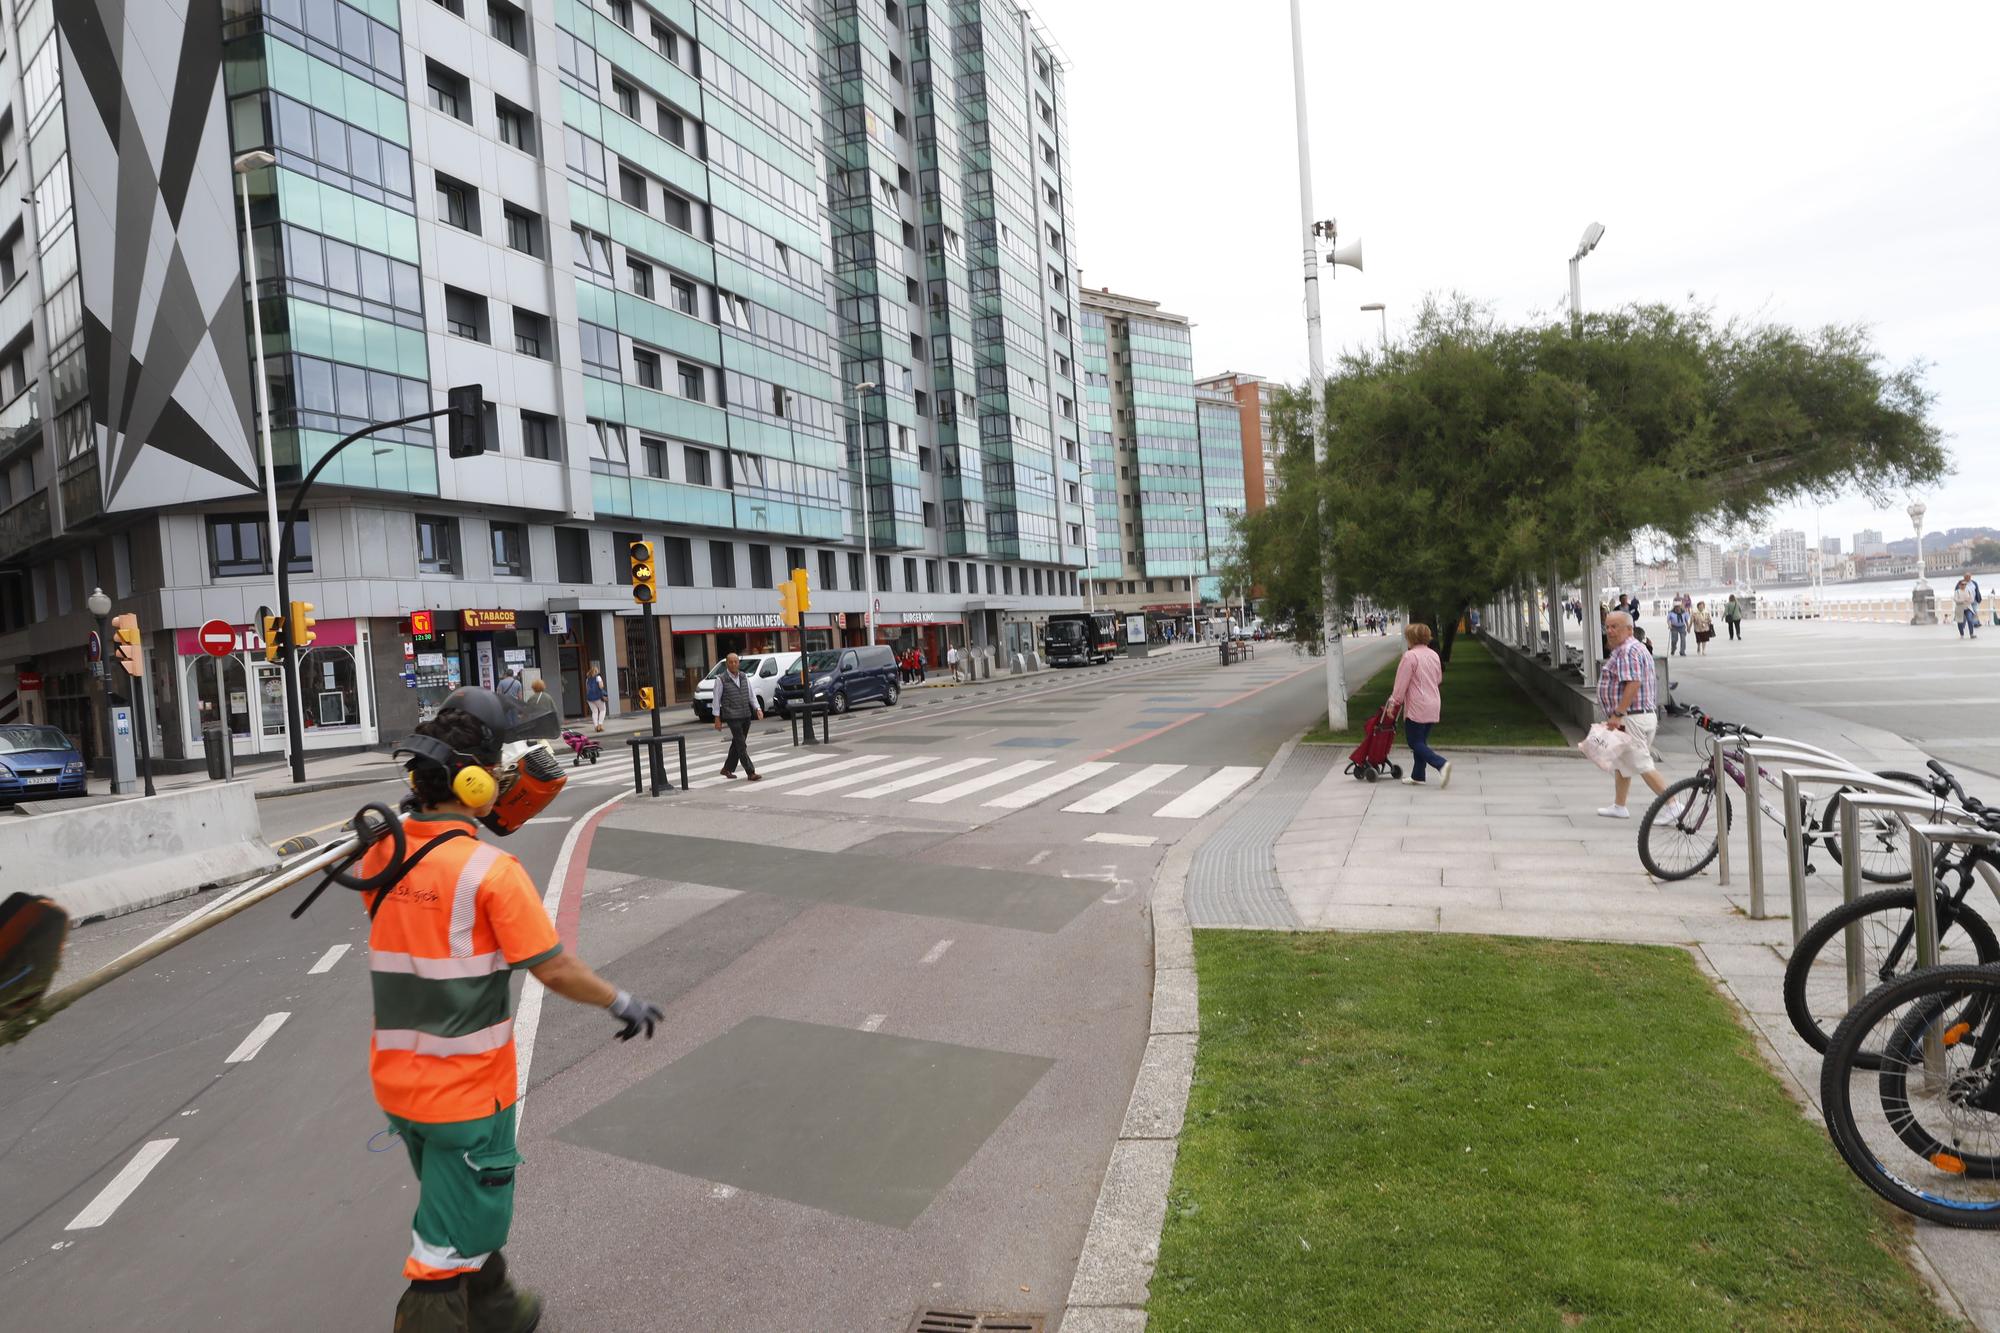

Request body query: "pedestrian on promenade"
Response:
[1595, 610, 1673, 820]
[1954, 576, 1978, 638]
[518, 677, 560, 739]
[916, 648, 927, 682]
[495, 668, 524, 703]
[947, 643, 962, 682]
[1386, 622, 1451, 788]
[1724, 594, 1742, 641]
[1665, 603, 1689, 657]
[714, 651, 763, 781]
[1690, 602, 1715, 655]
[364, 689, 663, 1332]
[584, 663, 608, 732]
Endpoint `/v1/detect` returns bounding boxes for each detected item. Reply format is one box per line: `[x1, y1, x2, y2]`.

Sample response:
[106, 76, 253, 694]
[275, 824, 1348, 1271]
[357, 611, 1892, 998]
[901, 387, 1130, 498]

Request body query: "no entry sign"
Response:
[198, 619, 236, 658]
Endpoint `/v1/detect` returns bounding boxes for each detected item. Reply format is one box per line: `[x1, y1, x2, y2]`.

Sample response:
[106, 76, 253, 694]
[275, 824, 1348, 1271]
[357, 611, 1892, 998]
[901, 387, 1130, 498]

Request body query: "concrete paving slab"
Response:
[1310, 903, 1441, 932]
[1439, 907, 1693, 944]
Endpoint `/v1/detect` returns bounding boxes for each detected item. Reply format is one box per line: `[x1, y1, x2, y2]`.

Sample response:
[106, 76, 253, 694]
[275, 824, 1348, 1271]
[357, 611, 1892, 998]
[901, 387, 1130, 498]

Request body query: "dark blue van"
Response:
[773, 644, 901, 714]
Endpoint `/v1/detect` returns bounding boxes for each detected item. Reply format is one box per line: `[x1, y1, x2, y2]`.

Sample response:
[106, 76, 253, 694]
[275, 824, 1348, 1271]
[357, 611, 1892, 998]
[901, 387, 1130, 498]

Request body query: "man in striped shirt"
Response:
[363, 691, 663, 1332]
[1595, 610, 1673, 819]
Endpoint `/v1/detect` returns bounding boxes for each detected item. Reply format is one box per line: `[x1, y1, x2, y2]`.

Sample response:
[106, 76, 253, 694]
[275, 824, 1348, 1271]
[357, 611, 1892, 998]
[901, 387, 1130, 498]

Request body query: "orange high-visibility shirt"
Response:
[359, 815, 562, 1123]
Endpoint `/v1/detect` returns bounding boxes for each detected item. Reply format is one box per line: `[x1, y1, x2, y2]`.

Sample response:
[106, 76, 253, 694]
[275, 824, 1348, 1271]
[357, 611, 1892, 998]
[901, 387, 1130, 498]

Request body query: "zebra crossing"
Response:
[554, 737, 1261, 821]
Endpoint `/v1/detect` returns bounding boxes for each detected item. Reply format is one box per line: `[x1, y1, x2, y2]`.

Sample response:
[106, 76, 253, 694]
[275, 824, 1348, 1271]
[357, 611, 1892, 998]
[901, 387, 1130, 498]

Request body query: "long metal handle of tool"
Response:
[1, 830, 367, 1048]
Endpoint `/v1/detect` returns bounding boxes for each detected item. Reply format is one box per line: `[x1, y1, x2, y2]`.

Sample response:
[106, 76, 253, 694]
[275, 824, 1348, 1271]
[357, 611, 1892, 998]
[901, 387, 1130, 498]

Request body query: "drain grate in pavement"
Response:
[906, 1312, 1044, 1333]
[1184, 742, 1340, 927]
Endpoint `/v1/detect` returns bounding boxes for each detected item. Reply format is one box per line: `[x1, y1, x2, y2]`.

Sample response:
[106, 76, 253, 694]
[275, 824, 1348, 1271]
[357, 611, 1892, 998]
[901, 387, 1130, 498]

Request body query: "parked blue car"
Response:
[0, 724, 88, 805]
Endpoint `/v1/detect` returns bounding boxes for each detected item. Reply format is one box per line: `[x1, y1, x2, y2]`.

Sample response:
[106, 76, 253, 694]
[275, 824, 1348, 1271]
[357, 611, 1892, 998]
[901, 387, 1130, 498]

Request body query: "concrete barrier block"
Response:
[2, 782, 278, 923]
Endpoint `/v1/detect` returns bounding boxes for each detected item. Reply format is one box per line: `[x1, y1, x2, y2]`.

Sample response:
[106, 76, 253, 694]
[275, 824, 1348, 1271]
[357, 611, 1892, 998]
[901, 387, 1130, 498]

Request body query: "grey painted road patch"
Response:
[554, 1017, 1053, 1228]
[995, 736, 1077, 749]
[587, 828, 1106, 932]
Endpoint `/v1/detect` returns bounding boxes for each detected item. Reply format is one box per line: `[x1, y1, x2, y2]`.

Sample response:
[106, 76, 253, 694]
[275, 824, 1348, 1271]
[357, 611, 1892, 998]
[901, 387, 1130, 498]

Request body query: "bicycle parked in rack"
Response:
[1784, 760, 2000, 1060]
[1634, 705, 1928, 886]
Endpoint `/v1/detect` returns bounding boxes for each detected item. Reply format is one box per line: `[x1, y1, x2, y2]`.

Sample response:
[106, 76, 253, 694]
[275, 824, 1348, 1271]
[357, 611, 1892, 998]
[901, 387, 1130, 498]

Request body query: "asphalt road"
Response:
[0, 642, 1355, 1331]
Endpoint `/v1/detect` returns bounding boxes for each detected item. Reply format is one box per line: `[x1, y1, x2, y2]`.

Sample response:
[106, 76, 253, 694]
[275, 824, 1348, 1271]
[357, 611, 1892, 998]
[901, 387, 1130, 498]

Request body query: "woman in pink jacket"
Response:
[1385, 622, 1451, 788]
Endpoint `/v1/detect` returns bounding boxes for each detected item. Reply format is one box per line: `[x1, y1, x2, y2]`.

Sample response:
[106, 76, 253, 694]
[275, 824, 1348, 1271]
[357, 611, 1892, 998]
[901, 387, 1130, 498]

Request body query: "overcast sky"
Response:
[1045, 0, 2000, 550]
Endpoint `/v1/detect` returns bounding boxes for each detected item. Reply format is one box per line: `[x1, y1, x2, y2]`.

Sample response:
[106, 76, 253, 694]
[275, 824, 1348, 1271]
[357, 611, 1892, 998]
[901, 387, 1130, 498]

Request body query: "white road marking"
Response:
[306, 943, 350, 975]
[1062, 764, 1185, 815]
[523, 815, 575, 826]
[687, 751, 832, 788]
[847, 756, 993, 799]
[1152, 766, 1261, 819]
[983, 761, 1115, 810]
[912, 759, 1053, 804]
[1028, 849, 1052, 865]
[860, 1013, 887, 1032]
[788, 756, 925, 795]
[736, 753, 889, 790]
[515, 788, 628, 1131]
[224, 1012, 291, 1064]
[710, 1184, 738, 1199]
[919, 939, 954, 966]
[65, 1139, 180, 1230]
[1086, 832, 1158, 847]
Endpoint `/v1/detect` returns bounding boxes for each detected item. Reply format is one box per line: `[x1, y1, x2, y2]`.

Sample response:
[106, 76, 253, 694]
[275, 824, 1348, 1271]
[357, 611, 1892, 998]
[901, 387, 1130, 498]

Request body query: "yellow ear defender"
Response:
[395, 735, 499, 808]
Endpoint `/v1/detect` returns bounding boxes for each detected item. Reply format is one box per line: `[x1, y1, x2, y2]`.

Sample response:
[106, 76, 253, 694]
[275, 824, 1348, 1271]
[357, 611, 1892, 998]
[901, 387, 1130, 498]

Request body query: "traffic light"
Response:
[637, 686, 654, 709]
[628, 540, 656, 605]
[447, 384, 487, 458]
[261, 607, 287, 663]
[288, 600, 317, 650]
[778, 578, 800, 628]
[791, 567, 811, 613]
[110, 613, 143, 678]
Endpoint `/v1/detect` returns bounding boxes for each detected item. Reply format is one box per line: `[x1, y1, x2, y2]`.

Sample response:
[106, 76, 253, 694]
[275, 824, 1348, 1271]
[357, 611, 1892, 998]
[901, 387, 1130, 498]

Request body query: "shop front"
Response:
[176, 617, 379, 758]
[876, 613, 963, 670]
[667, 612, 832, 700]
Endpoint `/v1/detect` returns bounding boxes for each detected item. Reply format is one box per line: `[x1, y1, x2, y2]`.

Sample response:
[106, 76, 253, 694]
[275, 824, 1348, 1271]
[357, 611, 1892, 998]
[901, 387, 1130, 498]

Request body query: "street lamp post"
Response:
[850, 381, 879, 646]
[1570, 221, 1606, 683]
[1360, 302, 1387, 350]
[1909, 500, 1935, 625]
[233, 151, 285, 685]
[1184, 505, 1201, 643]
[1288, 0, 1357, 729]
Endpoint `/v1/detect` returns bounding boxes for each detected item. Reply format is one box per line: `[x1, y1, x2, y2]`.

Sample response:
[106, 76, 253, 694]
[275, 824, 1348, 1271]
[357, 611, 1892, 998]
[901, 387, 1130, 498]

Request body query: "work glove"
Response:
[607, 989, 663, 1041]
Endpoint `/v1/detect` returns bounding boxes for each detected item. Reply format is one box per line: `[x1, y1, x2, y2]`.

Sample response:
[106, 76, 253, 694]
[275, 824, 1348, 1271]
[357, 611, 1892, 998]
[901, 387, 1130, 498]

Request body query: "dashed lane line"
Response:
[306, 943, 349, 975]
[919, 939, 954, 966]
[224, 1012, 291, 1064]
[64, 1139, 180, 1231]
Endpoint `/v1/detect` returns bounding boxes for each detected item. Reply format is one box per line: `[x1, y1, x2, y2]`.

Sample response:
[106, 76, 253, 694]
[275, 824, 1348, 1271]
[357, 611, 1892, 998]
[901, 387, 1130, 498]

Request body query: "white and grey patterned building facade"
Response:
[0, 0, 1084, 768]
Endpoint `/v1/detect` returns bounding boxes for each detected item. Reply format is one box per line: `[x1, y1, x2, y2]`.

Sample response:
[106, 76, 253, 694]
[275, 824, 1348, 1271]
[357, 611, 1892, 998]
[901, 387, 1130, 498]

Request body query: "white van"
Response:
[691, 651, 802, 721]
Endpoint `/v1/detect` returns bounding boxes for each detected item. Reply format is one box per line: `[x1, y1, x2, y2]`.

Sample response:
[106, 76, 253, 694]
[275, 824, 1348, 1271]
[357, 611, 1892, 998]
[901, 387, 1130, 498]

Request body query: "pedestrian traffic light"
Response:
[628, 540, 656, 605]
[447, 384, 487, 458]
[288, 600, 317, 650]
[110, 613, 143, 678]
[792, 567, 811, 613]
[778, 578, 800, 628]
[261, 607, 287, 663]
[637, 686, 654, 709]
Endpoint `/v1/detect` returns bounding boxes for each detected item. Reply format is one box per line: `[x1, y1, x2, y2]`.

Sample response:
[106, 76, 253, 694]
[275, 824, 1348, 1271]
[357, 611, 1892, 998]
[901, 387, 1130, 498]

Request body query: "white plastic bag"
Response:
[1579, 723, 1646, 776]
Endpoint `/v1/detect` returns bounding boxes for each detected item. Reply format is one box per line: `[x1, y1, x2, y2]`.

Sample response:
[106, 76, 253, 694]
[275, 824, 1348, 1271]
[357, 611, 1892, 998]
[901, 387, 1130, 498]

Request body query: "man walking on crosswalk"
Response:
[714, 652, 763, 781]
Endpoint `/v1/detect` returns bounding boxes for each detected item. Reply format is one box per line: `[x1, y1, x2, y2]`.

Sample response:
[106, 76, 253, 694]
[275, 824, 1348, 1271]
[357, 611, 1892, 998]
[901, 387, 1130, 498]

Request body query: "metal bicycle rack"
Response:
[1901, 823, 2000, 1075]
[1828, 791, 1957, 1007]
[1738, 742, 1871, 924]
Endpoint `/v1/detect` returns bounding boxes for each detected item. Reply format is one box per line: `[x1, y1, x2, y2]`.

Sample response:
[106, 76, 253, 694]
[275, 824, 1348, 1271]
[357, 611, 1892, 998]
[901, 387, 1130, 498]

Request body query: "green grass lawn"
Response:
[1149, 932, 1956, 1332]
[1302, 636, 1565, 747]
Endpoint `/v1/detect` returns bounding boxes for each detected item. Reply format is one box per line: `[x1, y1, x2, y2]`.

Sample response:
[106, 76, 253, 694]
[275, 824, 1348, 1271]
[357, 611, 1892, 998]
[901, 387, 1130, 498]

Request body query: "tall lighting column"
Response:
[233, 151, 284, 679]
[1570, 221, 1606, 683]
[1289, 0, 1356, 729]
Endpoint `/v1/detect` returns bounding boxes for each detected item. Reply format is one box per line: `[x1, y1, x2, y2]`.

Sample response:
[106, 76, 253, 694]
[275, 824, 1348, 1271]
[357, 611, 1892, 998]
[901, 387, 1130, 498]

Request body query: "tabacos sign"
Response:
[460, 609, 517, 631]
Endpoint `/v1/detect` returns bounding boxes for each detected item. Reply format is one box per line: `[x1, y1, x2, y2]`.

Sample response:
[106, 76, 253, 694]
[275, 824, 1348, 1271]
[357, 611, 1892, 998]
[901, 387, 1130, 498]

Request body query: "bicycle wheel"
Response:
[1819, 771, 1929, 884]
[1783, 887, 2000, 1058]
[1637, 775, 1731, 881]
[1821, 965, 2000, 1227]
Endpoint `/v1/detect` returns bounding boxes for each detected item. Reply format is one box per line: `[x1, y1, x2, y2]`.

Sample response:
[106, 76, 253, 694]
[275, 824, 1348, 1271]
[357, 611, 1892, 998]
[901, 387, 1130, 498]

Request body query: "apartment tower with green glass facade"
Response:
[0, 0, 1086, 771]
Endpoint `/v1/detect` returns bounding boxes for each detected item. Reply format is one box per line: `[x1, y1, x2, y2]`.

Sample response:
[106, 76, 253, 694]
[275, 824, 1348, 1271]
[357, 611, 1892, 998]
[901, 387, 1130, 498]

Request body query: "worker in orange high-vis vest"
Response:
[361, 689, 662, 1333]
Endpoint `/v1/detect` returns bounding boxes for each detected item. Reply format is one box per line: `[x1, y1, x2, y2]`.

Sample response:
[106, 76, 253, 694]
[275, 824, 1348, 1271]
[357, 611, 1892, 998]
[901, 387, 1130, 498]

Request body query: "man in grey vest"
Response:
[714, 652, 763, 781]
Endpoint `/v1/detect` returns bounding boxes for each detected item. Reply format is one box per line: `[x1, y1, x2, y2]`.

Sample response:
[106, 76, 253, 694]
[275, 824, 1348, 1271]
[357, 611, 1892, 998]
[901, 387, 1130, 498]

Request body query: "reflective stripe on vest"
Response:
[374, 1017, 515, 1058]
[448, 845, 502, 958]
[370, 949, 510, 980]
[408, 1228, 491, 1276]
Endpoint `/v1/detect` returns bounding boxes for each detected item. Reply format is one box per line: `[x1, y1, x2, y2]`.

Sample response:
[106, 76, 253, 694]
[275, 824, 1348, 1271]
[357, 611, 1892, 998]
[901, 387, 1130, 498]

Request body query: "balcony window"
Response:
[490, 521, 527, 577]
[426, 62, 470, 122]
[520, 410, 558, 460]
[416, 515, 459, 574]
[435, 172, 478, 232]
[443, 287, 488, 342]
[513, 309, 549, 359]
[632, 348, 662, 389]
